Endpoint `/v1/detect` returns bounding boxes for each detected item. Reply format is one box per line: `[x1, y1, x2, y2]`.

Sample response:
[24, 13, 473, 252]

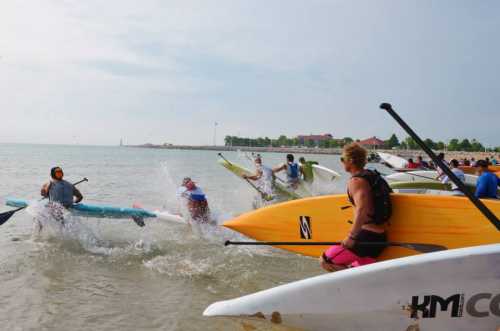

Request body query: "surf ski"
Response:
[204, 244, 500, 331]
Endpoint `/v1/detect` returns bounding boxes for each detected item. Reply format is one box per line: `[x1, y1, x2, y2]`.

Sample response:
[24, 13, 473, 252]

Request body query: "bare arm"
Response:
[244, 169, 262, 181]
[73, 187, 83, 204]
[347, 177, 374, 238]
[41, 183, 50, 197]
[272, 164, 286, 173]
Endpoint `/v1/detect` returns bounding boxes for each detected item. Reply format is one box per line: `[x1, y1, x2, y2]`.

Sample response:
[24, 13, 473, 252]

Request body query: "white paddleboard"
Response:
[386, 170, 478, 186]
[378, 152, 408, 169]
[311, 164, 341, 182]
[204, 244, 500, 331]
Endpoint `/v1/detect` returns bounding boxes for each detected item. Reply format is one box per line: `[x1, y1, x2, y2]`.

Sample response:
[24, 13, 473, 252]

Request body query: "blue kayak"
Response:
[5, 198, 157, 219]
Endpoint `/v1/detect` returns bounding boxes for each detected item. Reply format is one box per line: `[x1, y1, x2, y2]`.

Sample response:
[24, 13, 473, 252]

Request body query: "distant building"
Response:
[358, 136, 386, 149]
[297, 134, 333, 145]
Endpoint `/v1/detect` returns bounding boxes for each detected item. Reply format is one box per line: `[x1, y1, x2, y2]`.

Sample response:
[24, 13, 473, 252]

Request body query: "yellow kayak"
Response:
[224, 194, 500, 261]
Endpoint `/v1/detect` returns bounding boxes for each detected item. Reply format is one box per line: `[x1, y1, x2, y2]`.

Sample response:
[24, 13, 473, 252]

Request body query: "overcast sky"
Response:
[1, 0, 499, 146]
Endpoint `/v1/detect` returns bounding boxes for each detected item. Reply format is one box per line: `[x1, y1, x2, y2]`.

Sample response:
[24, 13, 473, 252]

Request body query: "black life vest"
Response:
[348, 169, 393, 225]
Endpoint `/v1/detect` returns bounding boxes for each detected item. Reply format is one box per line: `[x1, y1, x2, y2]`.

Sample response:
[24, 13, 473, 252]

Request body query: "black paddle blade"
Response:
[0, 207, 25, 226]
[132, 216, 145, 227]
[398, 243, 447, 253]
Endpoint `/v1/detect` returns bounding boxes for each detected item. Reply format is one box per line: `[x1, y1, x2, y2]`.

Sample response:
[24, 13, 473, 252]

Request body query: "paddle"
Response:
[224, 240, 446, 253]
[380, 103, 500, 231]
[0, 178, 89, 226]
[218, 153, 274, 201]
[400, 172, 440, 182]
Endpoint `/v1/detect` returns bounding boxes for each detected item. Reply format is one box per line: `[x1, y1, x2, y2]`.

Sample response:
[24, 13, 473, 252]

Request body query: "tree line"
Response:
[225, 134, 499, 152]
[224, 135, 354, 148]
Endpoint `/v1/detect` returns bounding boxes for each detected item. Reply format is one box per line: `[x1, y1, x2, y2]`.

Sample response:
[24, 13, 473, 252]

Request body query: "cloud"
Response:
[1, 0, 499, 146]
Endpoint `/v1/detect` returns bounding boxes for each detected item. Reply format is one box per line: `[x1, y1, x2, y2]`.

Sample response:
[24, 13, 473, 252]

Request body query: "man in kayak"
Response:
[406, 158, 419, 169]
[38, 167, 83, 228]
[474, 160, 499, 199]
[243, 155, 274, 197]
[177, 177, 211, 222]
[298, 157, 318, 183]
[416, 156, 429, 169]
[273, 154, 300, 189]
[440, 159, 466, 196]
[41, 167, 83, 208]
[320, 143, 391, 272]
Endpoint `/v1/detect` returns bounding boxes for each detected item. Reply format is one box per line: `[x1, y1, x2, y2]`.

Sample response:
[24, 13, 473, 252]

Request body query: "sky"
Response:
[1, 0, 499, 146]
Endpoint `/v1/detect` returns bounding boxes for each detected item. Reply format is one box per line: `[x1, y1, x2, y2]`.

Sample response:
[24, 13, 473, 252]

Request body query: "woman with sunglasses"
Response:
[320, 143, 391, 272]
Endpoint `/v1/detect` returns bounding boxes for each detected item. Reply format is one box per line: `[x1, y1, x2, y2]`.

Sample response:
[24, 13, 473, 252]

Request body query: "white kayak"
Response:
[378, 152, 408, 169]
[386, 170, 478, 186]
[204, 244, 500, 331]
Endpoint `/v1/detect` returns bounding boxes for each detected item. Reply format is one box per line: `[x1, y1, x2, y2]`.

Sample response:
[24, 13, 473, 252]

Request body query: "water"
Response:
[0, 144, 366, 330]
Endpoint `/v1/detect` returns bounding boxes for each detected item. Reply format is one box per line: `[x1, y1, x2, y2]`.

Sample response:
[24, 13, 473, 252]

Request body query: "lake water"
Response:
[0, 144, 374, 331]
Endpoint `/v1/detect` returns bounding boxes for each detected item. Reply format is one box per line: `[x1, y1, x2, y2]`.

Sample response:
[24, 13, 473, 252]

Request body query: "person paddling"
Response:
[320, 143, 392, 272]
[243, 155, 274, 197]
[177, 177, 211, 222]
[273, 154, 300, 189]
[41, 167, 83, 208]
[474, 160, 499, 199]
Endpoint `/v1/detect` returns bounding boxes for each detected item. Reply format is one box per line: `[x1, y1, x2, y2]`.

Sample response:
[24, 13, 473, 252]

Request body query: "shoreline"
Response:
[132, 144, 499, 161]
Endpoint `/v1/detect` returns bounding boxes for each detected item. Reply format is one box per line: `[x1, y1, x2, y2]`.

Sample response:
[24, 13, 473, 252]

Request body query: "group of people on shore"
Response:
[405, 155, 499, 169]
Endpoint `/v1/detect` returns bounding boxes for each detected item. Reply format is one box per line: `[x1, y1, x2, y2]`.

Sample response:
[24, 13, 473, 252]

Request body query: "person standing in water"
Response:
[243, 155, 274, 197]
[177, 177, 211, 222]
[41, 166, 83, 208]
[320, 143, 392, 272]
[298, 157, 318, 183]
[273, 154, 300, 189]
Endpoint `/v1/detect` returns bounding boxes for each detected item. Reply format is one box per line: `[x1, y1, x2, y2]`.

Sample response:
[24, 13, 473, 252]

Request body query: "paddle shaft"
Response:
[380, 103, 500, 231]
[218, 153, 272, 200]
[225, 240, 446, 253]
[403, 172, 439, 182]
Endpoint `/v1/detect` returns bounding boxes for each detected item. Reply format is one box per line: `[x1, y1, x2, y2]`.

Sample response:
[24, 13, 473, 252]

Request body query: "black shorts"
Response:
[351, 229, 387, 258]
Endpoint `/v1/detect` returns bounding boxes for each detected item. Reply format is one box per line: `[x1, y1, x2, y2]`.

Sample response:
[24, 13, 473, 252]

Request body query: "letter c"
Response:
[490, 294, 500, 317]
[466, 293, 491, 318]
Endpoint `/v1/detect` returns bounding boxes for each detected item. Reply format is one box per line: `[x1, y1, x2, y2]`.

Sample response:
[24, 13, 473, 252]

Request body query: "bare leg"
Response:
[33, 218, 43, 235]
[319, 255, 347, 272]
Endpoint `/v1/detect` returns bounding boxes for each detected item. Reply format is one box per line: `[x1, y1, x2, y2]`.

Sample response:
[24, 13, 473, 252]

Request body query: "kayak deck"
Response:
[5, 198, 157, 219]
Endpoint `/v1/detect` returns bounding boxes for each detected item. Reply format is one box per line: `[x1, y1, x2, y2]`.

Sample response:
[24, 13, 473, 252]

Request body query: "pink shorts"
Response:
[323, 245, 377, 268]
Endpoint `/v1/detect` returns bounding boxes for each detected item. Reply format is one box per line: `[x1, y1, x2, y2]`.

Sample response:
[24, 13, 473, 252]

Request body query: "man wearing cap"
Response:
[177, 177, 210, 222]
[41, 167, 83, 208]
[475, 160, 500, 199]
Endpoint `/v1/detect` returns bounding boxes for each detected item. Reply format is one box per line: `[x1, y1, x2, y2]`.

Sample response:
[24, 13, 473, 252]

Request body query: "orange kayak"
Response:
[460, 165, 500, 174]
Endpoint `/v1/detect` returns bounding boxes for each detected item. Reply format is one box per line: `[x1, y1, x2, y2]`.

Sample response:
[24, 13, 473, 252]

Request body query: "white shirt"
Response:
[441, 168, 465, 190]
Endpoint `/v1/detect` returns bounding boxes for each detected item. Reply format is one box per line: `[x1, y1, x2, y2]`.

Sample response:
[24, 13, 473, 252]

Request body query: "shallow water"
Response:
[0, 144, 385, 330]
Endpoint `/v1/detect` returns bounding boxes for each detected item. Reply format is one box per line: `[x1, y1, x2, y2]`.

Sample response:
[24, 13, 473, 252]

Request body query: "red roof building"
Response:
[358, 136, 386, 149]
[297, 134, 333, 145]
